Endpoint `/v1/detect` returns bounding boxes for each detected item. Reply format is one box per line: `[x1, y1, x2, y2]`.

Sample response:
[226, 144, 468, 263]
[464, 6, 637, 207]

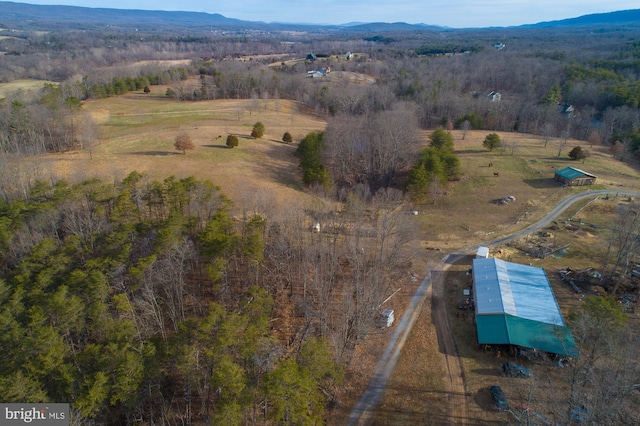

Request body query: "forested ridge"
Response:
[0, 172, 413, 424]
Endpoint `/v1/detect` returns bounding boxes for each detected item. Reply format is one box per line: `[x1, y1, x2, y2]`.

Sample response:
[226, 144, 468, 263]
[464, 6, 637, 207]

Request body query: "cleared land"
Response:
[0, 78, 56, 99]
[21, 93, 640, 424]
[39, 89, 328, 209]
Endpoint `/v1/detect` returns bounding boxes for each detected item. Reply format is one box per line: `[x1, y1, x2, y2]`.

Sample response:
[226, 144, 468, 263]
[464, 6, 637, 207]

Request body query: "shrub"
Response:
[568, 146, 586, 161]
[226, 135, 239, 148]
[251, 122, 265, 138]
[282, 132, 293, 143]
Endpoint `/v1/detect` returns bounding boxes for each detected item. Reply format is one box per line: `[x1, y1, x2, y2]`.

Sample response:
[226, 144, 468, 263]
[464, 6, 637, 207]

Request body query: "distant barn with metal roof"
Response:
[554, 166, 596, 187]
[472, 257, 578, 357]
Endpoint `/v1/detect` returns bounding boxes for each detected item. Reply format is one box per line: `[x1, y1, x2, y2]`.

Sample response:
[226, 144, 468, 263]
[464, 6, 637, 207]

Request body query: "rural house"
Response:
[554, 167, 597, 187]
[472, 257, 578, 357]
[558, 103, 576, 117]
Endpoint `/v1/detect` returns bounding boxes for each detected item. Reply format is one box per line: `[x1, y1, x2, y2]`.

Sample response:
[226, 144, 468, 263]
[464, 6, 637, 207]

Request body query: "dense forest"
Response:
[1, 7, 640, 424]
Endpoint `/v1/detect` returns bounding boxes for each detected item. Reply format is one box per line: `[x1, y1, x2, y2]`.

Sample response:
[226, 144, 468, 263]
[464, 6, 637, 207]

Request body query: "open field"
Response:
[41, 93, 640, 233]
[38, 89, 328, 209]
[94, 59, 193, 74]
[0, 78, 55, 99]
[18, 93, 640, 424]
[412, 130, 640, 252]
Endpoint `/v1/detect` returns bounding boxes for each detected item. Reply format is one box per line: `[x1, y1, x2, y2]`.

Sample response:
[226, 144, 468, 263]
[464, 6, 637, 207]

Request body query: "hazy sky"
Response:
[17, 1, 640, 28]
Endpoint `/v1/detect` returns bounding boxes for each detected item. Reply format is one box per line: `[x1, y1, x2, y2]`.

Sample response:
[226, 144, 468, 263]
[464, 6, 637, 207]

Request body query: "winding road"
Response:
[348, 189, 640, 425]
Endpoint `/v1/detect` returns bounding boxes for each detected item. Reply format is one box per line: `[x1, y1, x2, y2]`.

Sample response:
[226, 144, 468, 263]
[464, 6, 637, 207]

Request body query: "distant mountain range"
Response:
[0, 1, 638, 32]
[527, 8, 640, 27]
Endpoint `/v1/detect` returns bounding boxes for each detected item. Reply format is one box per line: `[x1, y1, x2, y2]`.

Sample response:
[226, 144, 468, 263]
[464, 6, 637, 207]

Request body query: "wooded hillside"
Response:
[0, 172, 413, 424]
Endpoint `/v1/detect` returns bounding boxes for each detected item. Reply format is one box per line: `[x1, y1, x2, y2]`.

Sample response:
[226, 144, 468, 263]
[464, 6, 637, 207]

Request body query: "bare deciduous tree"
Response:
[600, 203, 640, 294]
[174, 131, 195, 154]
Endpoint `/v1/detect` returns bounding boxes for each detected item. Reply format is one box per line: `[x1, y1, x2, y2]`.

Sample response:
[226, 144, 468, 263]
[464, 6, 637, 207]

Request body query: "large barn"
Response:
[472, 257, 578, 357]
[554, 166, 597, 187]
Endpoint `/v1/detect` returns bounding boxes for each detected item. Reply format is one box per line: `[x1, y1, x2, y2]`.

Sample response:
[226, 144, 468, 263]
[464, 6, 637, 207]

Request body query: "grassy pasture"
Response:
[412, 130, 640, 251]
[49, 90, 329, 207]
[0, 78, 56, 100]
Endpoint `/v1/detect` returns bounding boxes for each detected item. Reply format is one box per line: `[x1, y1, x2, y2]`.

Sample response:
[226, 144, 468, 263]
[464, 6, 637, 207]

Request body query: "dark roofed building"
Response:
[472, 257, 578, 357]
[554, 167, 596, 187]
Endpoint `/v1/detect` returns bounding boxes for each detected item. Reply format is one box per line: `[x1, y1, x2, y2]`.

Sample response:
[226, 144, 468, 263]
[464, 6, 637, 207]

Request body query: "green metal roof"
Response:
[473, 258, 579, 357]
[476, 314, 579, 357]
[555, 167, 596, 180]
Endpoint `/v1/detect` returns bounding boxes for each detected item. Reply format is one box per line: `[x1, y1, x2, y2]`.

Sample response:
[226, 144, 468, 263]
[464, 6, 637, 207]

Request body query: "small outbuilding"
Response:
[476, 246, 489, 259]
[554, 167, 596, 187]
[378, 309, 395, 328]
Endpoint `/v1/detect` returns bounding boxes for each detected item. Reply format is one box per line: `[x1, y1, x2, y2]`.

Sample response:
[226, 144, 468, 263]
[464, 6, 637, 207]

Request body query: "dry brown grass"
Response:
[412, 130, 640, 252]
[45, 91, 328, 208]
[0, 78, 56, 100]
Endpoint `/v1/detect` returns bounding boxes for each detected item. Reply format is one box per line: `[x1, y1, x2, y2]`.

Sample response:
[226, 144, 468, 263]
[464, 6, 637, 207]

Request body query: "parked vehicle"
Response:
[502, 362, 531, 378]
[490, 385, 510, 411]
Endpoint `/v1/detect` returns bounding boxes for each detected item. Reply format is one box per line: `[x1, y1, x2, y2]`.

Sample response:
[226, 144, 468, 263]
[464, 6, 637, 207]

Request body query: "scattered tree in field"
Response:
[568, 146, 586, 161]
[455, 112, 484, 130]
[407, 130, 460, 199]
[588, 130, 601, 147]
[143, 86, 150, 93]
[482, 133, 501, 151]
[460, 120, 471, 140]
[557, 127, 571, 157]
[251, 122, 265, 138]
[226, 135, 239, 148]
[174, 132, 195, 154]
[610, 140, 624, 160]
[429, 128, 455, 151]
[542, 122, 555, 148]
[282, 132, 293, 143]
